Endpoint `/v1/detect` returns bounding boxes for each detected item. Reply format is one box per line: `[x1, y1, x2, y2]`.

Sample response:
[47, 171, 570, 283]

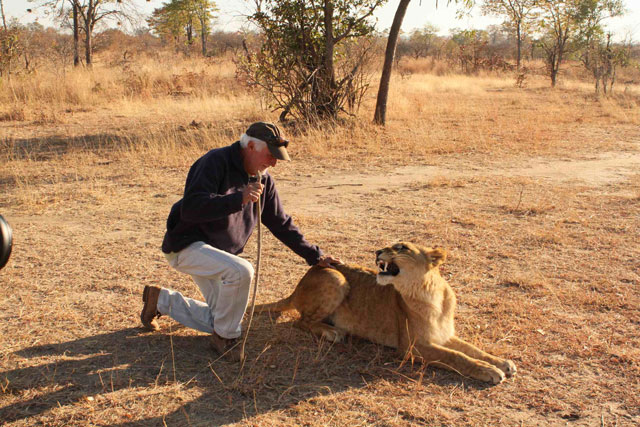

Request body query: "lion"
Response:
[258, 242, 516, 384]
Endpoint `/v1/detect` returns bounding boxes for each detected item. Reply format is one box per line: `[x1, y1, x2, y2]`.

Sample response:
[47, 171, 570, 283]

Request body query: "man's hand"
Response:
[242, 182, 264, 204]
[317, 255, 342, 268]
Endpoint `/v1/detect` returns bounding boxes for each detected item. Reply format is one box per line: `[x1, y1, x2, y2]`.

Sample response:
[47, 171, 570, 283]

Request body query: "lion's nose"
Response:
[375, 250, 382, 257]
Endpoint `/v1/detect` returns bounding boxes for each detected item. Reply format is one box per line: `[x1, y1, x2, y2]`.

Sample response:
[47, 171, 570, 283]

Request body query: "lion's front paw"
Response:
[498, 359, 517, 377]
[321, 328, 345, 343]
[473, 363, 505, 384]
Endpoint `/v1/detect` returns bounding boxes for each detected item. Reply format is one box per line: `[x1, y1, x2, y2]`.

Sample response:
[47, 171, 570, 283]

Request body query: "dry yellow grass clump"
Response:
[0, 54, 639, 426]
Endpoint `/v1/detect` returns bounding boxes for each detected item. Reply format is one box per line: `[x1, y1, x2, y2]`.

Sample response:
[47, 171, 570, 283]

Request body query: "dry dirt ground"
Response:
[1, 93, 639, 426]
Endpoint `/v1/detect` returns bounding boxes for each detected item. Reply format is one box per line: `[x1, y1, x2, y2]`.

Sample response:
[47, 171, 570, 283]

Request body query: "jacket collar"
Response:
[230, 141, 249, 181]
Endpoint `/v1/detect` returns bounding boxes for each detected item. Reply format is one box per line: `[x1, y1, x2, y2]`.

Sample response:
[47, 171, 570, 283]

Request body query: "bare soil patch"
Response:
[282, 151, 640, 216]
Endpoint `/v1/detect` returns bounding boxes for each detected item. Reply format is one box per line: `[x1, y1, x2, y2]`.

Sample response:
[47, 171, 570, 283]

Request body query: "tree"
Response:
[535, 0, 581, 87]
[208, 30, 244, 56]
[373, 0, 410, 125]
[148, 2, 186, 48]
[0, 0, 7, 31]
[34, 0, 80, 66]
[148, 0, 217, 56]
[481, 0, 536, 71]
[72, 0, 79, 66]
[535, 0, 624, 87]
[405, 24, 439, 59]
[0, 25, 21, 79]
[0, 0, 22, 79]
[32, 0, 139, 66]
[575, 0, 626, 93]
[373, 0, 472, 126]
[149, 0, 194, 50]
[581, 32, 629, 94]
[451, 28, 489, 73]
[191, 0, 217, 56]
[239, 0, 386, 122]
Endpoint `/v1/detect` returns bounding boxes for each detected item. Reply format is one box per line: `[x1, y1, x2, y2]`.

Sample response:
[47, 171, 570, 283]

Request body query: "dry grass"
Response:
[1, 55, 639, 426]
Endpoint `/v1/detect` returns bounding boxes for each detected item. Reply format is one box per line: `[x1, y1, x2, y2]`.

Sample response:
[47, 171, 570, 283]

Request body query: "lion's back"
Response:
[331, 264, 404, 348]
[333, 263, 377, 286]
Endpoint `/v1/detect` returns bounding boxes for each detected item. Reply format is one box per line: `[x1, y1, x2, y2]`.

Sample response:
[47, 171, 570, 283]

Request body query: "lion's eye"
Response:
[393, 244, 407, 251]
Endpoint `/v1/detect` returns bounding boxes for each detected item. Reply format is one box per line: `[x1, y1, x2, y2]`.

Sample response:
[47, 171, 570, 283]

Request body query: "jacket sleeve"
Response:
[180, 154, 244, 223]
[260, 176, 323, 265]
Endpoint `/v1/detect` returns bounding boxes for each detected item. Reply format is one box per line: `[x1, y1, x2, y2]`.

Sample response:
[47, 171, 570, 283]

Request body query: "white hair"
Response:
[240, 133, 267, 150]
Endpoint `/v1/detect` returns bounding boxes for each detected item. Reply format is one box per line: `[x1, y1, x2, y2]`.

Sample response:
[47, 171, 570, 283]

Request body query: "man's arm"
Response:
[259, 176, 324, 265]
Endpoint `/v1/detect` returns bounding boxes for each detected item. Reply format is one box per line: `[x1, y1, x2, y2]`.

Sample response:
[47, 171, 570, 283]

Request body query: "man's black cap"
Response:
[246, 122, 291, 161]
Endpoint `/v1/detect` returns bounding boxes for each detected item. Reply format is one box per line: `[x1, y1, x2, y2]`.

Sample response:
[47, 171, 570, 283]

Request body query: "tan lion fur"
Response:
[258, 242, 516, 384]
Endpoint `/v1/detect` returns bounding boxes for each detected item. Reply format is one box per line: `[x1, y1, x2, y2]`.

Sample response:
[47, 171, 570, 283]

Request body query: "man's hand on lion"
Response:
[317, 255, 342, 268]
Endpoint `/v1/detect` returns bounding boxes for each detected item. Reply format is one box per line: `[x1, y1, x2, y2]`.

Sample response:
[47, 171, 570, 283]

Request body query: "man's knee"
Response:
[233, 258, 254, 286]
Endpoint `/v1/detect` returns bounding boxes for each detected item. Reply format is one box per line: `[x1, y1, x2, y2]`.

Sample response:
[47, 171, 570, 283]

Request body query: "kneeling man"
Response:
[140, 122, 339, 360]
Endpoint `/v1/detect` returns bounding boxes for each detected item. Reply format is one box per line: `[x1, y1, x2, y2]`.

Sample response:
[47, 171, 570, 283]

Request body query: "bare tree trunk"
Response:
[547, 40, 566, 88]
[83, 0, 94, 67]
[530, 43, 535, 60]
[552, 45, 565, 88]
[373, 0, 411, 126]
[0, 0, 9, 79]
[323, 0, 336, 88]
[516, 21, 521, 72]
[318, 0, 337, 118]
[85, 25, 92, 66]
[0, 0, 7, 31]
[73, 0, 80, 67]
[201, 27, 206, 56]
[609, 67, 615, 94]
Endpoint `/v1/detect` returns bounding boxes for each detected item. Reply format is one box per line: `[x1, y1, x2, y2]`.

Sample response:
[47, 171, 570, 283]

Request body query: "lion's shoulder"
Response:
[334, 263, 377, 284]
[334, 263, 376, 275]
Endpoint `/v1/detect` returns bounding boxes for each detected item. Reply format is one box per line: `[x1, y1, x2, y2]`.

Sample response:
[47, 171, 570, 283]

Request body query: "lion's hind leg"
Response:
[444, 336, 516, 377]
[292, 266, 350, 343]
[296, 318, 346, 343]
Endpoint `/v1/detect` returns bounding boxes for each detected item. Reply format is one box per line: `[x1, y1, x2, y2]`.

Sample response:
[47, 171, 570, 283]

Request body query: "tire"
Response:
[0, 215, 12, 270]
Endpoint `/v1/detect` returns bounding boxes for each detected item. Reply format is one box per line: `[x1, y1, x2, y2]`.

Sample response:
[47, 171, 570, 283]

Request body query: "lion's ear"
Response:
[429, 248, 447, 267]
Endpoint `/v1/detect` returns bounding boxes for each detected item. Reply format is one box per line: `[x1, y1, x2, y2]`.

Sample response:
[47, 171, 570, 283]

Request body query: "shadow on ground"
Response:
[1, 317, 489, 426]
[3, 134, 137, 160]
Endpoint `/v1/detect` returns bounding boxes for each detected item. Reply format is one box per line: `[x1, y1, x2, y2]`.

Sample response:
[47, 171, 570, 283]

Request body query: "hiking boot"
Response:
[210, 331, 242, 362]
[141, 285, 161, 331]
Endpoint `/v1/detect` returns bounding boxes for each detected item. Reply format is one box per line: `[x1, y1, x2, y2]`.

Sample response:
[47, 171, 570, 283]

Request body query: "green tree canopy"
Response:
[148, 0, 217, 55]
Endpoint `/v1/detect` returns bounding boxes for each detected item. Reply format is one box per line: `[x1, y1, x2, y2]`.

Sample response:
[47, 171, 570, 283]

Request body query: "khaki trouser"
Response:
[158, 241, 254, 339]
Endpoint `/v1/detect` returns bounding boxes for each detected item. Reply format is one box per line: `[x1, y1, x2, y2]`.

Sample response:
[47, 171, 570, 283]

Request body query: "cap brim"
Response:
[268, 144, 291, 161]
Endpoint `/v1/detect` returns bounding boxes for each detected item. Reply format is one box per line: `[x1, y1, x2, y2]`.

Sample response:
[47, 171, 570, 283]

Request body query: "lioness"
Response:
[259, 242, 516, 384]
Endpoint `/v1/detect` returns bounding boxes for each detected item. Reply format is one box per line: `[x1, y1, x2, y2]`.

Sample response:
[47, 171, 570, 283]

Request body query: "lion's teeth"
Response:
[377, 261, 390, 272]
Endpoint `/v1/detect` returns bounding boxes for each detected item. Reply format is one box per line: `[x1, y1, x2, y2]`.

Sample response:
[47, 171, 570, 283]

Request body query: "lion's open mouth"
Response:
[377, 260, 400, 276]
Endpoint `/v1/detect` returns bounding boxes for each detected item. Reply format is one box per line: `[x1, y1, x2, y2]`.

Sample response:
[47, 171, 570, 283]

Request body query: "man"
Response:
[140, 122, 340, 360]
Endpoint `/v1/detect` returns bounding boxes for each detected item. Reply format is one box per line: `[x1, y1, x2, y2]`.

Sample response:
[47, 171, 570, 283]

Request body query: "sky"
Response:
[5, 0, 640, 42]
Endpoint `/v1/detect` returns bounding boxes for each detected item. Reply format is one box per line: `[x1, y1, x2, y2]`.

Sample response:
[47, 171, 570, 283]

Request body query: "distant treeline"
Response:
[2, 23, 638, 73]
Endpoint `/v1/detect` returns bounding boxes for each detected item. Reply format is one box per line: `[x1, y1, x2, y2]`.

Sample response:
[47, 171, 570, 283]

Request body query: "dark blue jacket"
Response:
[161, 141, 323, 265]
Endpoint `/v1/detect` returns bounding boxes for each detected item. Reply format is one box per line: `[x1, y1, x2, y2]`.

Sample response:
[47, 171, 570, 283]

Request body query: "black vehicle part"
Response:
[0, 215, 13, 270]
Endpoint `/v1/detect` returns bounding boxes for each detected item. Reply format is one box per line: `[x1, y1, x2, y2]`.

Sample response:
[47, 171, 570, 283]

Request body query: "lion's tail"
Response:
[255, 296, 295, 314]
